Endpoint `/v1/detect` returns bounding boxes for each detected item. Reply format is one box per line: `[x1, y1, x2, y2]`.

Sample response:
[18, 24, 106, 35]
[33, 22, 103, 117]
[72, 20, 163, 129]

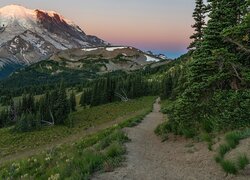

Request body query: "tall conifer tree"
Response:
[188, 0, 206, 49]
[167, 0, 250, 136]
[69, 91, 76, 112]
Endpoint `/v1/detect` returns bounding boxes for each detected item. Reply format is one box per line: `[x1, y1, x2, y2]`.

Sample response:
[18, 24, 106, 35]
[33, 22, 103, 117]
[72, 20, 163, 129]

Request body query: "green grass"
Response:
[0, 96, 155, 157]
[215, 128, 250, 174]
[237, 154, 249, 170]
[221, 160, 238, 175]
[0, 102, 153, 179]
[154, 121, 170, 141]
[199, 133, 214, 151]
[218, 144, 231, 158]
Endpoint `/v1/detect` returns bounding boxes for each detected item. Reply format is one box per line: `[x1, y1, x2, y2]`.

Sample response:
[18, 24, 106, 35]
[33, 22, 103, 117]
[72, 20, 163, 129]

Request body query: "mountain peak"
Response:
[0, 4, 35, 18]
[0, 5, 73, 27]
[0, 4, 108, 78]
[1, 4, 27, 10]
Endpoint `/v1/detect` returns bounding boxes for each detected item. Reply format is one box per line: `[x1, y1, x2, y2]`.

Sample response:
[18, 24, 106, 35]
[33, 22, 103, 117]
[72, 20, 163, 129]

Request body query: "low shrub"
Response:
[220, 160, 238, 175]
[105, 142, 125, 158]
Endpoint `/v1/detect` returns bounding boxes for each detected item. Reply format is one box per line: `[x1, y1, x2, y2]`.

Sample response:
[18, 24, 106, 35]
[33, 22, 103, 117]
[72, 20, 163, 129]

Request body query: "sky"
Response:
[0, 0, 196, 59]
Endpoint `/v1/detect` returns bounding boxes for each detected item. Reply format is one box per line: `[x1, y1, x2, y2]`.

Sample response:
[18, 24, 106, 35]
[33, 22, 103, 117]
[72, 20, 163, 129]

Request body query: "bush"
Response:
[164, 90, 250, 137]
[105, 142, 125, 158]
[182, 126, 196, 138]
[155, 122, 170, 136]
[69, 150, 105, 178]
[96, 130, 129, 150]
[201, 118, 217, 133]
[15, 113, 41, 132]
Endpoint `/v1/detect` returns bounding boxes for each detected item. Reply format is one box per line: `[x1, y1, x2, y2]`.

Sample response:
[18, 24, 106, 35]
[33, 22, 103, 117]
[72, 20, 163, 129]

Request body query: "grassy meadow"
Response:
[0, 97, 155, 179]
[0, 96, 155, 158]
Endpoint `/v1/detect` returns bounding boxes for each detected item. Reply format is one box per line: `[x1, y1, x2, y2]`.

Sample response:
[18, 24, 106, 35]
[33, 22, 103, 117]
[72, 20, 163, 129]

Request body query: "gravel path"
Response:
[93, 99, 249, 180]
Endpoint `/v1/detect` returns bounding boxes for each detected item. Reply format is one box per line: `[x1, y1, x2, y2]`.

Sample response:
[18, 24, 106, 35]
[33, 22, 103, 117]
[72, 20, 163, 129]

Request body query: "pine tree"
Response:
[188, 0, 206, 49]
[79, 91, 85, 107]
[166, 0, 250, 136]
[39, 91, 52, 122]
[9, 99, 17, 123]
[54, 85, 70, 124]
[69, 91, 76, 112]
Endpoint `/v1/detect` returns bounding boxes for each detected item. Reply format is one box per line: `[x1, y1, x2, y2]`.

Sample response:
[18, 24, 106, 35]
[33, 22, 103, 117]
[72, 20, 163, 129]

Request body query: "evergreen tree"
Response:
[165, 0, 250, 136]
[15, 113, 41, 132]
[69, 91, 76, 112]
[79, 91, 85, 107]
[39, 91, 52, 123]
[0, 109, 9, 128]
[188, 0, 206, 49]
[53, 84, 70, 125]
[8, 99, 17, 123]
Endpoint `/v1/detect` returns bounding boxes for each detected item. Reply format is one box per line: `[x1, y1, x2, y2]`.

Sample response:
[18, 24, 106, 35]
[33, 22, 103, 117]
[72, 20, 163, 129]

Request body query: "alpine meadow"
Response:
[0, 0, 249, 179]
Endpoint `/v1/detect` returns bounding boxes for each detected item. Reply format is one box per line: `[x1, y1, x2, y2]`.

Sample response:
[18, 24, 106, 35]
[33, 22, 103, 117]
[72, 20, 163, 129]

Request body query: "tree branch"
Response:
[225, 38, 250, 54]
[230, 63, 243, 81]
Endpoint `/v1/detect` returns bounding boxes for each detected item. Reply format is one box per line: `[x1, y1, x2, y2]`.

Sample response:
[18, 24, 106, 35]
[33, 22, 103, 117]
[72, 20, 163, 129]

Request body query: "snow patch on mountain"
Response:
[145, 55, 160, 62]
[0, 5, 36, 27]
[106, 47, 127, 51]
[82, 47, 99, 52]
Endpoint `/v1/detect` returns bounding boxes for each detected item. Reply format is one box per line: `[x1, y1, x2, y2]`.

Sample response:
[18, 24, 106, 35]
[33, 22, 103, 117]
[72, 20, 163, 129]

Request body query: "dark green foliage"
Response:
[80, 89, 92, 107]
[0, 109, 9, 128]
[20, 94, 36, 114]
[15, 113, 41, 132]
[39, 85, 70, 125]
[218, 144, 231, 158]
[80, 73, 159, 107]
[188, 0, 206, 49]
[105, 142, 126, 158]
[154, 122, 170, 141]
[0, 60, 98, 92]
[160, 54, 190, 100]
[237, 154, 249, 170]
[0, 82, 73, 131]
[39, 92, 51, 124]
[8, 99, 18, 124]
[159, 0, 250, 136]
[221, 160, 238, 175]
[69, 91, 76, 112]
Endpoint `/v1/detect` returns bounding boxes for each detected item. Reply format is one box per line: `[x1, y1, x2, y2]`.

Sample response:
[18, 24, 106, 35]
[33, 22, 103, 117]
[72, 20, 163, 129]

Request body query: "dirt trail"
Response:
[0, 110, 145, 166]
[93, 99, 249, 180]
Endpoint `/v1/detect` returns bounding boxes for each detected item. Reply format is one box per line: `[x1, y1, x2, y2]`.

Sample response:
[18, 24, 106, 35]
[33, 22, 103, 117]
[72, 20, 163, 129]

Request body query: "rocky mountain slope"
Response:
[50, 46, 163, 72]
[0, 46, 167, 88]
[0, 5, 107, 78]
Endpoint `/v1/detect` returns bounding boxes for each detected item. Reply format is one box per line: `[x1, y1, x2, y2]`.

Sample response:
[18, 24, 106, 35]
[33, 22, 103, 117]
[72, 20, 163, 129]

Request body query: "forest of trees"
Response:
[80, 73, 160, 107]
[0, 83, 76, 132]
[0, 71, 160, 132]
[161, 0, 250, 137]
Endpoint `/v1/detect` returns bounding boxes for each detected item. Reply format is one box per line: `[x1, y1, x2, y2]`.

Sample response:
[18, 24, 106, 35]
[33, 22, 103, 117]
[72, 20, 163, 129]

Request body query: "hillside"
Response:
[0, 46, 168, 91]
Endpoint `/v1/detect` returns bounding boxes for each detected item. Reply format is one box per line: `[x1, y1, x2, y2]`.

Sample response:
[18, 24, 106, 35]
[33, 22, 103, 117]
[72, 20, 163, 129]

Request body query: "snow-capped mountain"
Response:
[0, 4, 107, 78]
